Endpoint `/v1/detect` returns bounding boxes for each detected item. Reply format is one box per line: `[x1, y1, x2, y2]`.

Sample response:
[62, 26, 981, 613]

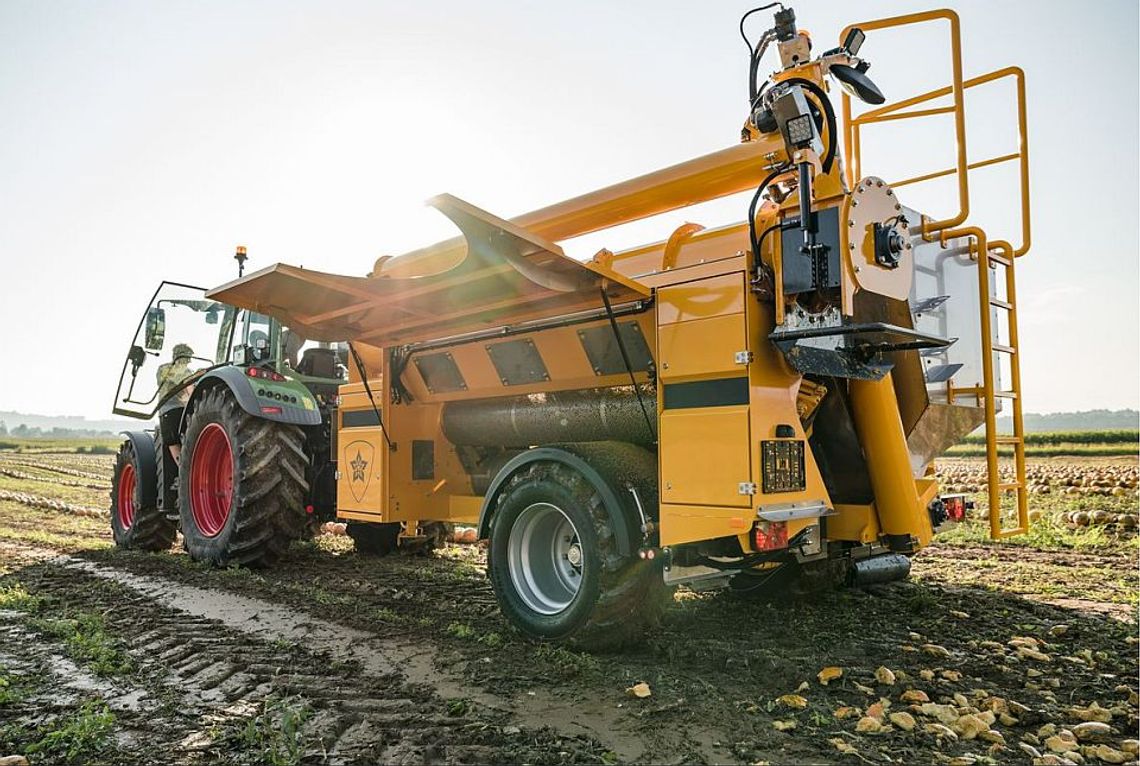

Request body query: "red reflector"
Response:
[305, 504, 314, 515]
[247, 367, 259, 377]
[752, 520, 788, 551]
[943, 494, 968, 521]
[260, 406, 282, 414]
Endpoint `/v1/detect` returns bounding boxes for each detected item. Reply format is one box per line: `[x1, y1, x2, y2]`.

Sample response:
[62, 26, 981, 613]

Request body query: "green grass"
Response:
[22, 700, 117, 764]
[960, 429, 1138, 445]
[224, 695, 311, 766]
[947, 443, 1137, 457]
[0, 581, 43, 610]
[0, 437, 121, 454]
[938, 515, 1117, 550]
[949, 429, 1138, 457]
[26, 611, 133, 677]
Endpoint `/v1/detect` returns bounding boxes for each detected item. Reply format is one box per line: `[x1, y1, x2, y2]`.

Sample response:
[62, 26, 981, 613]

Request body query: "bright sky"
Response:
[1, 0, 1136, 419]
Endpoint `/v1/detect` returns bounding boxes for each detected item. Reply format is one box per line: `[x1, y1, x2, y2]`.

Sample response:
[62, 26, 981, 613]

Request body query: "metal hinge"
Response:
[334, 470, 341, 481]
[734, 350, 754, 365]
[738, 482, 758, 495]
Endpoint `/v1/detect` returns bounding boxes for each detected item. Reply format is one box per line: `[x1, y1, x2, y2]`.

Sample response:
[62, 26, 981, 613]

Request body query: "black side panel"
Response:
[342, 410, 382, 428]
[119, 430, 158, 508]
[662, 377, 749, 409]
[578, 322, 654, 376]
[781, 205, 841, 294]
[412, 440, 435, 481]
[485, 338, 549, 386]
[807, 380, 874, 504]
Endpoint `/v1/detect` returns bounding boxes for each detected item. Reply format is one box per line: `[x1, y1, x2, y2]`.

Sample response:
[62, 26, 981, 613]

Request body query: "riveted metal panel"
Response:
[485, 338, 549, 386]
[577, 321, 653, 376]
[413, 351, 467, 393]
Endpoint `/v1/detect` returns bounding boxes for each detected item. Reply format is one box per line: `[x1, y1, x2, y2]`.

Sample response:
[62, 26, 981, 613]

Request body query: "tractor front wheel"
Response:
[178, 387, 309, 567]
[110, 439, 176, 551]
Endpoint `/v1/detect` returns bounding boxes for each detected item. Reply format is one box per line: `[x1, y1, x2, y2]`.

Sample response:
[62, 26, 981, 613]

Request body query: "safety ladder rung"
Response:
[992, 343, 1016, 354]
[989, 298, 1013, 310]
[954, 387, 1018, 400]
[997, 482, 1024, 491]
[993, 436, 1022, 444]
[988, 252, 1012, 267]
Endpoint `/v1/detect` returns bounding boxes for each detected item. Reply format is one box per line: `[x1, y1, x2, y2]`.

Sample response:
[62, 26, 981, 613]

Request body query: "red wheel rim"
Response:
[117, 463, 136, 529]
[190, 423, 234, 537]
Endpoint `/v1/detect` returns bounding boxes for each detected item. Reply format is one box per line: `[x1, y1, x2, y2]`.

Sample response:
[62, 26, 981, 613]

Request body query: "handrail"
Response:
[941, 226, 1029, 538]
[839, 9, 968, 237]
[849, 66, 1031, 258]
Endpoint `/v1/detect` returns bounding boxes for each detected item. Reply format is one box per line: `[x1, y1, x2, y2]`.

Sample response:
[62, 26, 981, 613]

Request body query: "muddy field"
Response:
[0, 450, 1137, 765]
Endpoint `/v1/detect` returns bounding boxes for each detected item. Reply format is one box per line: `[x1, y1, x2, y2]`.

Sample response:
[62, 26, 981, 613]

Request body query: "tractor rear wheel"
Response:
[346, 520, 401, 556]
[178, 387, 309, 567]
[110, 439, 176, 551]
[486, 462, 669, 650]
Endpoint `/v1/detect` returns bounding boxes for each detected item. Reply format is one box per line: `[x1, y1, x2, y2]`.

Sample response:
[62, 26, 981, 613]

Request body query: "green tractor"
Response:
[111, 256, 346, 566]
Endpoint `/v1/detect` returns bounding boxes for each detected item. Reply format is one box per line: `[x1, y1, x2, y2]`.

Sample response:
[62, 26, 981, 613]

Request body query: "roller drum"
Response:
[441, 387, 655, 448]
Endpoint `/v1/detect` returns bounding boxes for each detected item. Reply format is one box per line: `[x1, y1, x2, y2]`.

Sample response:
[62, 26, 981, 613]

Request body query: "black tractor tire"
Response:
[109, 439, 176, 551]
[486, 462, 669, 651]
[178, 387, 309, 567]
[347, 520, 401, 556]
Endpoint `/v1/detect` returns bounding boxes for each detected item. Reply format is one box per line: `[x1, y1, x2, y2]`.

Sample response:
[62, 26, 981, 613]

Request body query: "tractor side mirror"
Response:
[127, 345, 146, 376]
[144, 307, 166, 351]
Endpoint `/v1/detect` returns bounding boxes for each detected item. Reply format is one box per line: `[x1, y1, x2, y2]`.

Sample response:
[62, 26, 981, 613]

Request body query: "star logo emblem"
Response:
[350, 450, 368, 483]
[344, 440, 374, 504]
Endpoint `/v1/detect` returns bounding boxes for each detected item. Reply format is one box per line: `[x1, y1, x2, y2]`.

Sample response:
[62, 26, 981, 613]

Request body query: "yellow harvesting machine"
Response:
[209, 6, 1031, 647]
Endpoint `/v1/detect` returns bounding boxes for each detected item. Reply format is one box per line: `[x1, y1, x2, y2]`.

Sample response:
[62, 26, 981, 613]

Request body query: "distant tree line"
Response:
[0, 421, 116, 439]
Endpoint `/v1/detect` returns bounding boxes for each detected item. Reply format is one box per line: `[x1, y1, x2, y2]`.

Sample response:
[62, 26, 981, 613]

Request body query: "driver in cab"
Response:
[156, 343, 196, 407]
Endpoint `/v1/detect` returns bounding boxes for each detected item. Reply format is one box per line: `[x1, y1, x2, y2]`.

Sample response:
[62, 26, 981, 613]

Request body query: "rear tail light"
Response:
[752, 520, 788, 551]
[941, 494, 970, 522]
[260, 406, 283, 414]
[247, 366, 286, 382]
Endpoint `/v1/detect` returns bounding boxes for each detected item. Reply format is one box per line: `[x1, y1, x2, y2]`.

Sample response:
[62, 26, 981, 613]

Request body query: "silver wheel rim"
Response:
[507, 502, 583, 615]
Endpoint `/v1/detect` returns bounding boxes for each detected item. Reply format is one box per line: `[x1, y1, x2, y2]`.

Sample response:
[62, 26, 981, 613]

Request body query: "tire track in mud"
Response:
[7, 555, 648, 764]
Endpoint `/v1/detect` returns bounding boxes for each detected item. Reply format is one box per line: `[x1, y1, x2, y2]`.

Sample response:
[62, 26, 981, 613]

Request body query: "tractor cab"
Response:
[113, 280, 348, 420]
[109, 274, 349, 566]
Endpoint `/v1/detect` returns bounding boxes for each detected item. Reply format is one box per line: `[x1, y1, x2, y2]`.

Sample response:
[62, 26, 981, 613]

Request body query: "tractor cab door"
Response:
[113, 282, 236, 419]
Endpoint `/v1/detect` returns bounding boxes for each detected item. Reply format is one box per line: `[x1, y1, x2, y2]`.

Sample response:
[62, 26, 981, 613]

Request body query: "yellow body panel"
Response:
[827, 504, 881, 544]
[337, 385, 389, 519]
[659, 405, 751, 508]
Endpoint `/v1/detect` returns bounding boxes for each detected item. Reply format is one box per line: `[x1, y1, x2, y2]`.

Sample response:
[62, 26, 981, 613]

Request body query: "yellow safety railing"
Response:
[838, 13, 1033, 538]
[840, 9, 968, 237]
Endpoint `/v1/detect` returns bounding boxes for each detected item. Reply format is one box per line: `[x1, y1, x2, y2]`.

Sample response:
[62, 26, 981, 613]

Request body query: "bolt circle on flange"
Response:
[189, 423, 234, 538]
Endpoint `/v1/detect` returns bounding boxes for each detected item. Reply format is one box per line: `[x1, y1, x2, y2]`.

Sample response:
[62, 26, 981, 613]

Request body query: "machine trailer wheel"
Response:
[110, 440, 176, 551]
[178, 387, 309, 567]
[487, 462, 668, 650]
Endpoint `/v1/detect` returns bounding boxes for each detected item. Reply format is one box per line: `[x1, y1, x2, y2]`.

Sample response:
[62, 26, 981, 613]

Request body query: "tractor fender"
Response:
[182, 366, 322, 431]
[477, 442, 658, 557]
[119, 430, 159, 508]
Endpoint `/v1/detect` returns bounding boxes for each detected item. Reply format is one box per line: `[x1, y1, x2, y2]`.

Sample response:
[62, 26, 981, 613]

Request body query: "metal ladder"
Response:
[949, 241, 1029, 538]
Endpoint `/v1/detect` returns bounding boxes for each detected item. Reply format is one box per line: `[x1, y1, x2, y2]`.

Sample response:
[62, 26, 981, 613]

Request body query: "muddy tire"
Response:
[178, 387, 309, 567]
[347, 520, 401, 556]
[487, 462, 668, 650]
[110, 439, 177, 551]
